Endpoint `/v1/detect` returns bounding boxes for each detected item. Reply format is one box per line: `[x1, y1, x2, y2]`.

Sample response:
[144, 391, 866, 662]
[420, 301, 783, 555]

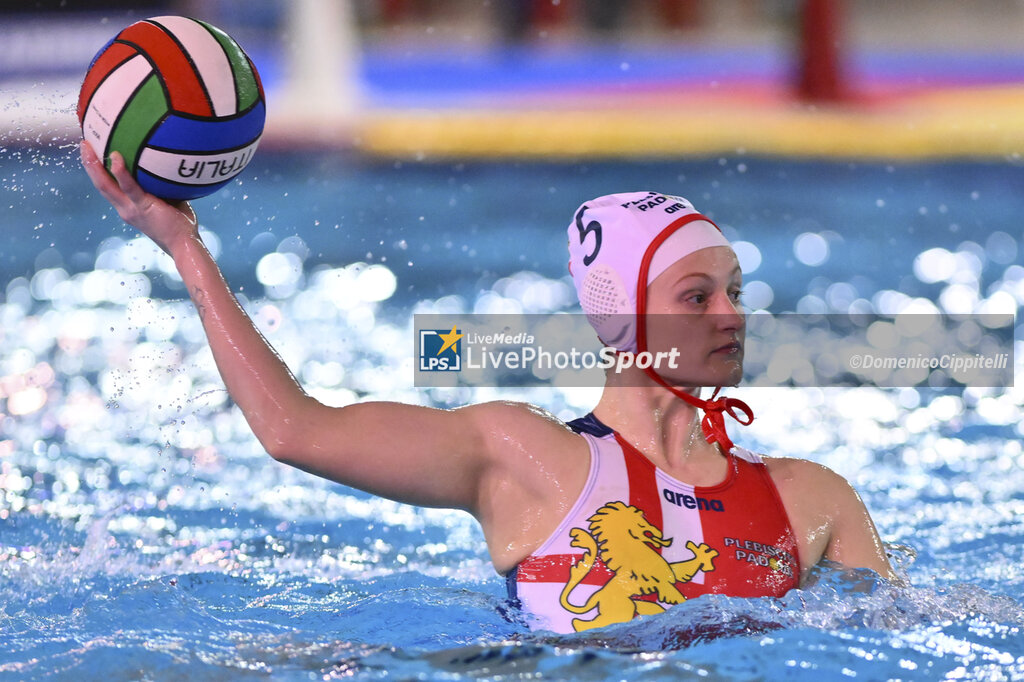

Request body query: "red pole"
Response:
[797, 0, 846, 102]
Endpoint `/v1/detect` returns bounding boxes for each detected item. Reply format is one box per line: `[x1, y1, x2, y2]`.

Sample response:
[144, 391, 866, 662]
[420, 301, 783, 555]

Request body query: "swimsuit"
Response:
[506, 413, 800, 633]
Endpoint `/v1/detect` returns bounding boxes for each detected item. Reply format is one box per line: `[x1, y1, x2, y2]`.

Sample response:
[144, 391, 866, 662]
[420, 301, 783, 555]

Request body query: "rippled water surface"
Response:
[1, 149, 1022, 680]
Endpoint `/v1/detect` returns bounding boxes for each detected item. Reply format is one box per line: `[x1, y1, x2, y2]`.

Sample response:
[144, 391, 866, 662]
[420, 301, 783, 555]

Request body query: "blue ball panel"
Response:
[146, 99, 266, 152]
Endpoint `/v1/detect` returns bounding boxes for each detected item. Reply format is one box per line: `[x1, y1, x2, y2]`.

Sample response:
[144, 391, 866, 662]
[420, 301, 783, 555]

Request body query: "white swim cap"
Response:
[567, 191, 753, 453]
[567, 191, 731, 352]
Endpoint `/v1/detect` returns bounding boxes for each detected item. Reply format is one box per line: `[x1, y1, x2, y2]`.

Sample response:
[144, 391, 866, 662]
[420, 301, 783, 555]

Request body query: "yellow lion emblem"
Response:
[559, 501, 719, 631]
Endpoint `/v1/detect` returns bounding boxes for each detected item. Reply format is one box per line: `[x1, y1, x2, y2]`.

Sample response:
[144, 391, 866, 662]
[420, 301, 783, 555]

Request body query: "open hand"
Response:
[79, 141, 199, 255]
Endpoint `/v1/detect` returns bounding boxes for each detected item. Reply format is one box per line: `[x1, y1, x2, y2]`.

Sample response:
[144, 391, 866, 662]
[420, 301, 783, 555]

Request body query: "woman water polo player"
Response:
[80, 145, 894, 634]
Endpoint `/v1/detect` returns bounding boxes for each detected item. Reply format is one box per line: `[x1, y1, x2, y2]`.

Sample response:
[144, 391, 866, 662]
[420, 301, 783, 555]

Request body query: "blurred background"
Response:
[3, 0, 1024, 156]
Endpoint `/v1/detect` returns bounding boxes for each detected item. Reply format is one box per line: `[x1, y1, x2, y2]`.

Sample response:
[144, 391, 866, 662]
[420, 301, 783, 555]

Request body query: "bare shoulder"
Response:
[761, 456, 868, 544]
[460, 400, 580, 445]
[761, 454, 893, 579]
[458, 400, 588, 469]
[461, 401, 592, 571]
[460, 399, 571, 429]
[765, 454, 851, 491]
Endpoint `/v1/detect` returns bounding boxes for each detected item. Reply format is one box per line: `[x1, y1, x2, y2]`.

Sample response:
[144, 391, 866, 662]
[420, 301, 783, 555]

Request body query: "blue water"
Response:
[1, 148, 1022, 680]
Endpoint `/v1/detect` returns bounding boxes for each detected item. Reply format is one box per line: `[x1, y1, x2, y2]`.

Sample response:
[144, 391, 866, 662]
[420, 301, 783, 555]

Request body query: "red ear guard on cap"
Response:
[633, 213, 754, 453]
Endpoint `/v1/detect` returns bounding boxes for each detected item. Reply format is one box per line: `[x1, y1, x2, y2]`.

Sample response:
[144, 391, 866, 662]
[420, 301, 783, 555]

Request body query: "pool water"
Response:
[1, 149, 1022, 680]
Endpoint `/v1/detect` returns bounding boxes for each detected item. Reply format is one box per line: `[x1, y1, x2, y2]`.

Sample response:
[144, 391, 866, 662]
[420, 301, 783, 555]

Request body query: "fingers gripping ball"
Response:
[78, 15, 265, 201]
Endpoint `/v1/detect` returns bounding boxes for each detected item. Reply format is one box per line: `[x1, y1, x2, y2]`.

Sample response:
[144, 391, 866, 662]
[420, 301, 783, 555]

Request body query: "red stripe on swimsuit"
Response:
[509, 415, 799, 633]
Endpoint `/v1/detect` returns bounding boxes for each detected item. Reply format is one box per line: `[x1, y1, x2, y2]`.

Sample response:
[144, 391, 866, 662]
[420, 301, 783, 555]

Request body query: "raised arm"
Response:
[78, 143, 573, 515]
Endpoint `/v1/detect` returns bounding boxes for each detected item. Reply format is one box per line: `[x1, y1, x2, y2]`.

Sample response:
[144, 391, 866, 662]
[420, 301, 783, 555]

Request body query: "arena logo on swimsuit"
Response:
[662, 488, 724, 512]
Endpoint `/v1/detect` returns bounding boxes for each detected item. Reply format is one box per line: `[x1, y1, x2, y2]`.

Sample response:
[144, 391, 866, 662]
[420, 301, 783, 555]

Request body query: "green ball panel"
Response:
[107, 73, 169, 174]
[196, 18, 262, 111]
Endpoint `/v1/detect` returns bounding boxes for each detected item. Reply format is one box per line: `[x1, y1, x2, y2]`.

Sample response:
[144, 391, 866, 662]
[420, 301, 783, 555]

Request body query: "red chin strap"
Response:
[633, 214, 754, 453]
[639, 370, 753, 453]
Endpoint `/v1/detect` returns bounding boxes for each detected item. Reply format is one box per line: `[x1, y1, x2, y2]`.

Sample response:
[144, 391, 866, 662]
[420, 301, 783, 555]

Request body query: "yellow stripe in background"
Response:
[352, 85, 1024, 160]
